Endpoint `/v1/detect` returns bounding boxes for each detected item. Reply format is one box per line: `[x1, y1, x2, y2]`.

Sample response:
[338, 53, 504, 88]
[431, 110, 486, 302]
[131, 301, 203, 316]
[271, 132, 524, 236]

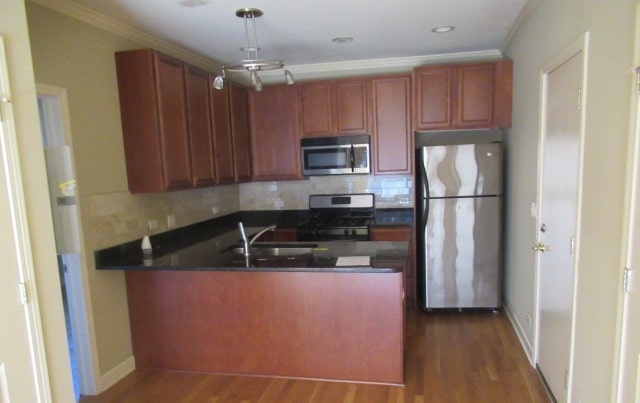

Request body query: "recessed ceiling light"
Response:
[332, 36, 354, 43]
[178, 0, 210, 7]
[431, 26, 455, 33]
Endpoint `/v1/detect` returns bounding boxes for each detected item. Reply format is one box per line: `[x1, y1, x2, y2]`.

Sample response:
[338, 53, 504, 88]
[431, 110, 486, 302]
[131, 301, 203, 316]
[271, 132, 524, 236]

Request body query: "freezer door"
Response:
[420, 143, 502, 198]
[422, 196, 502, 309]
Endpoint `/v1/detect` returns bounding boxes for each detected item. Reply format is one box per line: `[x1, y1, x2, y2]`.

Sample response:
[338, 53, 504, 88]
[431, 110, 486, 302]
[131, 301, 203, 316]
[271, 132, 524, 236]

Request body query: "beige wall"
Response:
[503, 1, 635, 400]
[1, 0, 74, 400]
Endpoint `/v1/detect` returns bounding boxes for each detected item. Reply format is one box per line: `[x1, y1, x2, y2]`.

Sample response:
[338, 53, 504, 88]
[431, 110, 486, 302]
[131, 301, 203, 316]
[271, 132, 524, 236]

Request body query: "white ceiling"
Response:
[41, 0, 528, 81]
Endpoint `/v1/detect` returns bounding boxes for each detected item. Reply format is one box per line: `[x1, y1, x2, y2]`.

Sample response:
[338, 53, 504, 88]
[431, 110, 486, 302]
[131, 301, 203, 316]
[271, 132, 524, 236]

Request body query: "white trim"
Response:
[503, 301, 535, 365]
[30, 0, 219, 71]
[534, 31, 589, 402]
[0, 36, 52, 402]
[36, 84, 99, 396]
[31, 0, 505, 86]
[501, 0, 541, 55]
[613, 4, 640, 401]
[98, 356, 135, 393]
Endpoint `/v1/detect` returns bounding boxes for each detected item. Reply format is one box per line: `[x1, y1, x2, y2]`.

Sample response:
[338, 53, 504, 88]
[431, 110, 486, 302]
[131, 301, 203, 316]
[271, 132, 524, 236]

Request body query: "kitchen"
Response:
[1, 0, 637, 402]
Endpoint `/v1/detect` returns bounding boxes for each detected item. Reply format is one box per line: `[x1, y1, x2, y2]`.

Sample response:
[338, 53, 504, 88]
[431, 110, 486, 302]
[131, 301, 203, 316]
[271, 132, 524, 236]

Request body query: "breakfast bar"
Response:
[98, 230, 408, 385]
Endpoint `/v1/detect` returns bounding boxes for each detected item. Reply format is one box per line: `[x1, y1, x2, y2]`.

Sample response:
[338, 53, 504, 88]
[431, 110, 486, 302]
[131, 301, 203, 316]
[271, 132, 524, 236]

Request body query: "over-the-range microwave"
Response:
[301, 135, 370, 176]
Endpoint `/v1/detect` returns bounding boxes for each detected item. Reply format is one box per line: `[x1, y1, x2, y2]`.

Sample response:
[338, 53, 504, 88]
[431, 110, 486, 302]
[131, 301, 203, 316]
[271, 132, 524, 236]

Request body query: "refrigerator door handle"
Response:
[419, 148, 430, 199]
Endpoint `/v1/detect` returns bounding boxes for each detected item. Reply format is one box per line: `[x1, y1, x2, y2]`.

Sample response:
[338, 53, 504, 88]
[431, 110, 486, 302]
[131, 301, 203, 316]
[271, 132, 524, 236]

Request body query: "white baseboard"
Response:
[503, 301, 535, 366]
[97, 356, 135, 393]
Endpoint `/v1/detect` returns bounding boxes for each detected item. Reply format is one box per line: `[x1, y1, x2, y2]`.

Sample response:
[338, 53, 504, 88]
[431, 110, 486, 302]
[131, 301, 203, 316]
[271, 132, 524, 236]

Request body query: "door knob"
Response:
[532, 243, 547, 252]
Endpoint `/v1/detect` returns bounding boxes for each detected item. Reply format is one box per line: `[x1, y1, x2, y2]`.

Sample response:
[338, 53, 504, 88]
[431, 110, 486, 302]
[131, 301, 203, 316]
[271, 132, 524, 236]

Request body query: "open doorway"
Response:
[37, 84, 96, 400]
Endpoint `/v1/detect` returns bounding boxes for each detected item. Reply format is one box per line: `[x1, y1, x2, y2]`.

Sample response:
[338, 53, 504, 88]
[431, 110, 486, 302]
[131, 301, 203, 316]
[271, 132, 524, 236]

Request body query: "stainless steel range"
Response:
[297, 193, 374, 241]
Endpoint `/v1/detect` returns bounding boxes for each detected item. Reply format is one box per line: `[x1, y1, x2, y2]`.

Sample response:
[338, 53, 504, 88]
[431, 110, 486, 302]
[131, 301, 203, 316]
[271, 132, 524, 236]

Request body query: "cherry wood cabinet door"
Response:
[209, 82, 235, 184]
[230, 84, 252, 183]
[413, 65, 452, 130]
[335, 79, 369, 134]
[154, 53, 192, 190]
[371, 226, 416, 308]
[260, 228, 298, 242]
[249, 85, 301, 181]
[184, 65, 216, 187]
[298, 81, 334, 137]
[115, 49, 194, 193]
[412, 60, 513, 131]
[371, 75, 412, 175]
[454, 63, 494, 128]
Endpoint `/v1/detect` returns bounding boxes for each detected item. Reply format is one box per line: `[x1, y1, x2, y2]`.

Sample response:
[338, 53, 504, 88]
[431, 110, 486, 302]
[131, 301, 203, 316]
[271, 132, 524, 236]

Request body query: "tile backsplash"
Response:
[89, 175, 413, 250]
[89, 185, 240, 250]
[240, 175, 414, 210]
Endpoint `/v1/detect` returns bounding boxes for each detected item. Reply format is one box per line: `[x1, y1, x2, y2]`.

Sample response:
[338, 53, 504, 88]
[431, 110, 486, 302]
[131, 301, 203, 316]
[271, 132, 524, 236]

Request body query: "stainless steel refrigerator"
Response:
[415, 143, 503, 310]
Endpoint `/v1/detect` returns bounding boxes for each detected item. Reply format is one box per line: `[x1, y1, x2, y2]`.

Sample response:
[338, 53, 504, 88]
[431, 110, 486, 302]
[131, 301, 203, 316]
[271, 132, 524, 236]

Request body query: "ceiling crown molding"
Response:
[257, 49, 504, 84]
[30, 0, 221, 71]
[31, 0, 505, 85]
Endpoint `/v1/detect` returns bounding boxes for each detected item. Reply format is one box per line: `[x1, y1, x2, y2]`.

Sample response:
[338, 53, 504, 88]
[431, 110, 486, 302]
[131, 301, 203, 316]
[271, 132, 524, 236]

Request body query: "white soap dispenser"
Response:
[141, 235, 152, 254]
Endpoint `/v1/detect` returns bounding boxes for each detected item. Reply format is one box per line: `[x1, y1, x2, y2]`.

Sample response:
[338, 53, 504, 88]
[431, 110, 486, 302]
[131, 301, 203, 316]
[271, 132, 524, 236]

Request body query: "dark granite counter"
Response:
[95, 209, 411, 273]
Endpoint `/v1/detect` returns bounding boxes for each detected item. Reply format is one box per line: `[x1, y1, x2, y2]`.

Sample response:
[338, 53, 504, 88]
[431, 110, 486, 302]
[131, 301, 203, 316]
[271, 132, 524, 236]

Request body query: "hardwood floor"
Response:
[80, 309, 550, 402]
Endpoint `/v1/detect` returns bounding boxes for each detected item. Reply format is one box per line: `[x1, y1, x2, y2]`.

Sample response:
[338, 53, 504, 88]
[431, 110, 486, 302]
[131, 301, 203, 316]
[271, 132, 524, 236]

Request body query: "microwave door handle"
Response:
[350, 144, 355, 172]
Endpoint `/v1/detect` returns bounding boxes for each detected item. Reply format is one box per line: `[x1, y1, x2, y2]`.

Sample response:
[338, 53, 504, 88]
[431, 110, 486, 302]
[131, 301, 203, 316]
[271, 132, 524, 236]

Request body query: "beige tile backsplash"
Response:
[89, 175, 413, 250]
[89, 185, 240, 250]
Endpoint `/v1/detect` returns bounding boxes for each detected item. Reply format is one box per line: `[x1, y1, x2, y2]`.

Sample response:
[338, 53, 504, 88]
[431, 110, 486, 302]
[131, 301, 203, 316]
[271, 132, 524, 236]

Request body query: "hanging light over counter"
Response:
[213, 7, 294, 92]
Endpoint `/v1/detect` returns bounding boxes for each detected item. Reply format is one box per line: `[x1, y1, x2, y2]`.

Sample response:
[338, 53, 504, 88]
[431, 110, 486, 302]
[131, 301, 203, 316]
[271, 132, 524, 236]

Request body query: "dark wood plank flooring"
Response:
[80, 309, 550, 402]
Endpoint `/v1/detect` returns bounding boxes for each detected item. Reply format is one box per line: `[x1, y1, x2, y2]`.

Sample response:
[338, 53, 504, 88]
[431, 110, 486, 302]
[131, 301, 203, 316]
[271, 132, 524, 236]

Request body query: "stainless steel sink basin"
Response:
[223, 243, 318, 257]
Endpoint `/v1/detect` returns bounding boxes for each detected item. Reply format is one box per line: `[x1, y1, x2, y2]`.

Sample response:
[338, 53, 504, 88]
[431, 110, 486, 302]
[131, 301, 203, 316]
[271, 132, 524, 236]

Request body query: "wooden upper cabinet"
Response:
[115, 49, 192, 193]
[413, 65, 452, 130]
[184, 65, 216, 187]
[209, 82, 235, 185]
[249, 84, 301, 181]
[299, 81, 333, 137]
[298, 78, 369, 137]
[413, 60, 513, 131]
[229, 84, 252, 183]
[335, 79, 369, 134]
[371, 74, 412, 175]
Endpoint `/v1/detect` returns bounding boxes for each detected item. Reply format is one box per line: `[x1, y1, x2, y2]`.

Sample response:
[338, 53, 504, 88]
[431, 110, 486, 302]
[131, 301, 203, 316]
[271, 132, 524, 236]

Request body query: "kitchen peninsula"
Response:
[96, 217, 408, 385]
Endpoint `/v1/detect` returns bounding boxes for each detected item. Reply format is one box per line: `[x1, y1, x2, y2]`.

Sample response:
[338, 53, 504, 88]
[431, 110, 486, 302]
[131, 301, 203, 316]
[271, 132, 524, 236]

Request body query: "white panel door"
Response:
[0, 41, 41, 401]
[536, 50, 584, 402]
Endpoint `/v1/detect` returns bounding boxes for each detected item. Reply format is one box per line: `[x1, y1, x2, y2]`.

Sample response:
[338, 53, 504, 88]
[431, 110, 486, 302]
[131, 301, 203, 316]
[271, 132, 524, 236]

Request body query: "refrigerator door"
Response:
[419, 143, 502, 198]
[422, 195, 502, 309]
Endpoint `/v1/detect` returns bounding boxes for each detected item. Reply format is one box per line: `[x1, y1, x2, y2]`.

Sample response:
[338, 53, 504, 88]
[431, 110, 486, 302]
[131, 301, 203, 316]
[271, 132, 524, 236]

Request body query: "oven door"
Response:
[301, 136, 370, 176]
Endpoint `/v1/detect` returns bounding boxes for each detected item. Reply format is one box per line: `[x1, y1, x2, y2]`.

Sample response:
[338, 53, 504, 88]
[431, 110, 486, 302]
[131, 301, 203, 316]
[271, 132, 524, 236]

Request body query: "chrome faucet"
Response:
[238, 222, 277, 260]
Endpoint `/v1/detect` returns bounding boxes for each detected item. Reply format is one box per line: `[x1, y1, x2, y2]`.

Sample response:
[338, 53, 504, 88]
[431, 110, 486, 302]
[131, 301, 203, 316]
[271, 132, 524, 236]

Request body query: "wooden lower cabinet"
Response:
[371, 226, 416, 308]
[125, 270, 404, 384]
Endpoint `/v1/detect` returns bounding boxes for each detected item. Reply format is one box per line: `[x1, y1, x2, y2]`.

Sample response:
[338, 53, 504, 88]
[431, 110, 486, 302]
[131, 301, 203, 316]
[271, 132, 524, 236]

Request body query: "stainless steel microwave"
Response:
[301, 135, 371, 176]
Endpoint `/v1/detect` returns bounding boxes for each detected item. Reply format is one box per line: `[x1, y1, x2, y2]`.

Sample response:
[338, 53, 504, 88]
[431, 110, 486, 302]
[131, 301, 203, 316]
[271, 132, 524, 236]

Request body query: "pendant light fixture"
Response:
[213, 8, 294, 91]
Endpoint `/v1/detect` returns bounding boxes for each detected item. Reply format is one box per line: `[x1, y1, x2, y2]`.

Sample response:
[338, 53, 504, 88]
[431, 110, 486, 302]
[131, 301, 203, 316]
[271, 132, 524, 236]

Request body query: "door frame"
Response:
[614, 2, 640, 400]
[0, 36, 51, 401]
[533, 32, 590, 400]
[36, 84, 98, 396]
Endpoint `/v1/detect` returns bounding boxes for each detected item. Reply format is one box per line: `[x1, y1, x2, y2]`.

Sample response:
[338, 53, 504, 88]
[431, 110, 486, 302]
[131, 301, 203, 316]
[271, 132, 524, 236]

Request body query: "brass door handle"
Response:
[532, 243, 547, 252]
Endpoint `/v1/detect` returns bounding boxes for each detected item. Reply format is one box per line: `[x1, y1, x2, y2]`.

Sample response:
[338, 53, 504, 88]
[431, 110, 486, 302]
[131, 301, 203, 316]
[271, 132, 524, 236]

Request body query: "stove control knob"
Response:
[351, 229, 357, 236]
[343, 229, 349, 235]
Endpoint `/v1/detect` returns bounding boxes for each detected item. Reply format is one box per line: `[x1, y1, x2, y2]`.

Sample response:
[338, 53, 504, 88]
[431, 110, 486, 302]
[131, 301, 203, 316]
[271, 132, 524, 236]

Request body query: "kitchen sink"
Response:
[222, 243, 319, 257]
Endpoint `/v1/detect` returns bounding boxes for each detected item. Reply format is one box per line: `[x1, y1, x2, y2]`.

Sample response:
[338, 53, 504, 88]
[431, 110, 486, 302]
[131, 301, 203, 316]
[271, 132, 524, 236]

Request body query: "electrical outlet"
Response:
[526, 313, 532, 327]
[148, 219, 158, 230]
[167, 214, 176, 229]
[211, 206, 219, 215]
[274, 199, 284, 208]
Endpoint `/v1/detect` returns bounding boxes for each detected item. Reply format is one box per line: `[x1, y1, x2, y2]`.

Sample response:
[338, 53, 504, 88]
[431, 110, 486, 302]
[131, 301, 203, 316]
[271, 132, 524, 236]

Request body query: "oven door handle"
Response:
[350, 144, 355, 172]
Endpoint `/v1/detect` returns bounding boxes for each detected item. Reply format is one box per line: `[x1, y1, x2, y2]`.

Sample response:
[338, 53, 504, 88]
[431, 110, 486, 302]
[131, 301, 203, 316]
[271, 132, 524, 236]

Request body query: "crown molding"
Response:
[257, 49, 504, 84]
[30, 0, 221, 71]
[501, 0, 541, 55]
[31, 0, 504, 85]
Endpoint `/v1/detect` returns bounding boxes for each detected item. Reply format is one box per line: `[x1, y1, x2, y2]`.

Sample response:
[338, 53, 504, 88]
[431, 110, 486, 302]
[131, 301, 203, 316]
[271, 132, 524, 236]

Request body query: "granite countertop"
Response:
[95, 209, 412, 273]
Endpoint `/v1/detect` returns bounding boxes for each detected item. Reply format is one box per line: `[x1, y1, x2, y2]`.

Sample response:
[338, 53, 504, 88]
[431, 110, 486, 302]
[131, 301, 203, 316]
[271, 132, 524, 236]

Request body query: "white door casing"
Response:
[0, 37, 50, 402]
[535, 35, 588, 403]
[615, 5, 640, 401]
